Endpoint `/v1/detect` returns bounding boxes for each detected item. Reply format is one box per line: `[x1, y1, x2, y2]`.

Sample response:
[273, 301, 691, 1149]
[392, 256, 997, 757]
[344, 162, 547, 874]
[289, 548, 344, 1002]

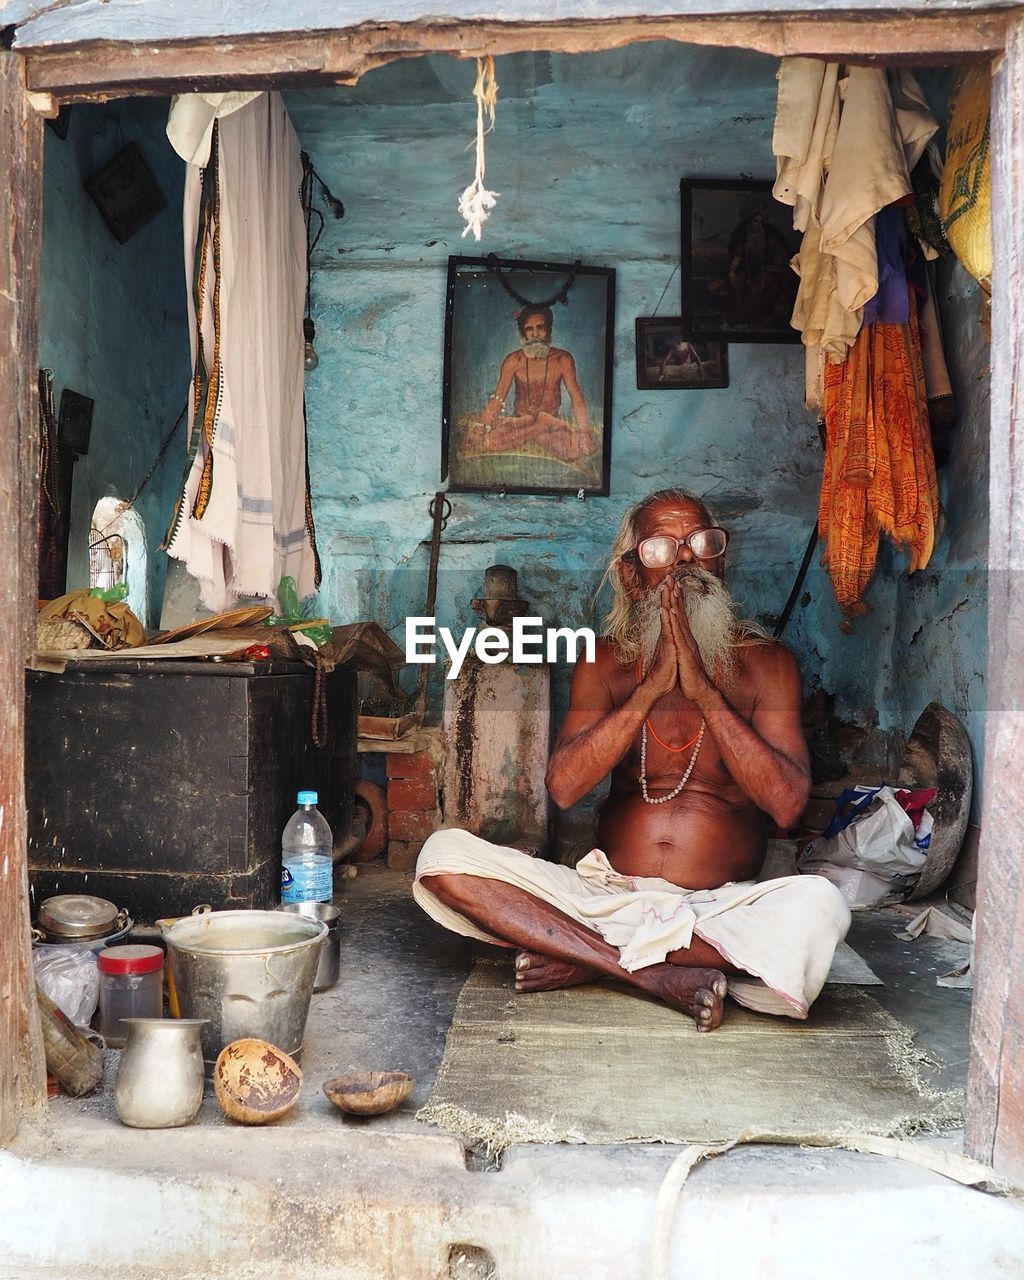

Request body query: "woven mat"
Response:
[417, 959, 962, 1153]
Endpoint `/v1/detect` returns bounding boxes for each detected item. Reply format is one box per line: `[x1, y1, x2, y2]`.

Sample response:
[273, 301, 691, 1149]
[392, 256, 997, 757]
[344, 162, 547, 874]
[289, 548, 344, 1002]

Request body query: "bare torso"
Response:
[594, 640, 770, 889]
[509, 348, 572, 419]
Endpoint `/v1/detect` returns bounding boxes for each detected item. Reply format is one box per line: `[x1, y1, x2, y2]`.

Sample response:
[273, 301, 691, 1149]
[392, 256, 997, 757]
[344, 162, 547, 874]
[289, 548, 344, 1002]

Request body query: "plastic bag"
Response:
[89, 582, 129, 603]
[798, 785, 932, 908]
[33, 945, 100, 1026]
[269, 575, 332, 647]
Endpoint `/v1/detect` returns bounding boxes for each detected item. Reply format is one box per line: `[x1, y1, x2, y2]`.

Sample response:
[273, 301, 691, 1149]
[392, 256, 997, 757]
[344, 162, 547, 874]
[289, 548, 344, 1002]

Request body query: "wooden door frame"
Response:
[2, 7, 1022, 1177]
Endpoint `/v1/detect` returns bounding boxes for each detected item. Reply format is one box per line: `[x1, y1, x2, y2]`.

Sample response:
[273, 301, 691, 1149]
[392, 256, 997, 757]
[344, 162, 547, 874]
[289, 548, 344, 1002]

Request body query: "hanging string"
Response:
[37, 369, 60, 519]
[300, 152, 344, 320]
[651, 263, 680, 318]
[121, 401, 188, 513]
[458, 56, 500, 241]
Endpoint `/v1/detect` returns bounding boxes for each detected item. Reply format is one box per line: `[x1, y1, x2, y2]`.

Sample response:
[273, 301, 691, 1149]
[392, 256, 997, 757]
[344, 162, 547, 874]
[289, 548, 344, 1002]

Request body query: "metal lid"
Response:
[38, 894, 119, 940]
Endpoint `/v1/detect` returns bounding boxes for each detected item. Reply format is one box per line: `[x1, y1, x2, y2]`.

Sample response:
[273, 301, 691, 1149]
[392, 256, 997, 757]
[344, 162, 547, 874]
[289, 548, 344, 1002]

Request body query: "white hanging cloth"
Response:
[164, 92, 317, 612]
[166, 91, 262, 167]
[772, 61, 937, 405]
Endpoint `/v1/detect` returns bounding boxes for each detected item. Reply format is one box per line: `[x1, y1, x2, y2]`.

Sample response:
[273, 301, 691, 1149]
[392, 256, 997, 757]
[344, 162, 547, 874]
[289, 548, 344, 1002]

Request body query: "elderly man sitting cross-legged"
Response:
[414, 487, 850, 1031]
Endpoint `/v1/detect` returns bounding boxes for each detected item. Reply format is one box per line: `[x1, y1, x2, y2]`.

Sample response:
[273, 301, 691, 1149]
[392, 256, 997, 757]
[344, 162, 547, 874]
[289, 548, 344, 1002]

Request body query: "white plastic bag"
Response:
[799, 786, 929, 907]
[32, 945, 100, 1026]
[809, 786, 927, 878]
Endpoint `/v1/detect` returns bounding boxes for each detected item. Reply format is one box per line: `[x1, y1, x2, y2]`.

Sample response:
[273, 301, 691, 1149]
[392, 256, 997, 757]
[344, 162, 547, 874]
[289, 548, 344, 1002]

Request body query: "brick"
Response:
[386, 751, 436, 783]
[388, 809, 440, 842]
[388, 777, 436, 811]
[387, 839, 422, 872]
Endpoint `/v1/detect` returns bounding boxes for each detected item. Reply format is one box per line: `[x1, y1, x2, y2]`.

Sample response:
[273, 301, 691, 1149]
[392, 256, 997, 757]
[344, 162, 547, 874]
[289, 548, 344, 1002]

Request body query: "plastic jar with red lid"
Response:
[97, 945, 164, 1047]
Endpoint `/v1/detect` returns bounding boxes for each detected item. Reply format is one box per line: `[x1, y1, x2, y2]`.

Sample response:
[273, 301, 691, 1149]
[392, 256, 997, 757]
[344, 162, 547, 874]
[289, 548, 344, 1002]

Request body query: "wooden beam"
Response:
[966, 14, 1024, 1182]
[23, 13, 1006, 102]
[0, 52, 47, 1144]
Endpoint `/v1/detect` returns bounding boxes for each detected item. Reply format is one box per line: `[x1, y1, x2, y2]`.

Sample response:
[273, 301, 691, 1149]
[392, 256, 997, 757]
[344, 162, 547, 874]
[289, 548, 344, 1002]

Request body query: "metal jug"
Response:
[114, 1018, 207, 1128]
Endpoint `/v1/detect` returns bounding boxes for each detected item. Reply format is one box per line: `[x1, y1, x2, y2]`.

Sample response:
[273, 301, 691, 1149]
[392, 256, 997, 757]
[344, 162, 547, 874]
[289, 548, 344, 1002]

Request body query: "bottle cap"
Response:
[97, 944, 164, 976]
[297, 790, 318, 805]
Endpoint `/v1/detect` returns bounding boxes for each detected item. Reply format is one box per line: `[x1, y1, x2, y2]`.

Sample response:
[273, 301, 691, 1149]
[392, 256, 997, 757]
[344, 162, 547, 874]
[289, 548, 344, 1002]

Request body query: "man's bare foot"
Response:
[514, 949, 599, 993]
[514, 952, 727, 1030]
[649, 966, 728, 1032]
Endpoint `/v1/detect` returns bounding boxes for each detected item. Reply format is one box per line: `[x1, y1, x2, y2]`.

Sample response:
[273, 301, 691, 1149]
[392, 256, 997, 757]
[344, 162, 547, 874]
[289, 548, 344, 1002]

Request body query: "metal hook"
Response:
[428, 494, 452, 530]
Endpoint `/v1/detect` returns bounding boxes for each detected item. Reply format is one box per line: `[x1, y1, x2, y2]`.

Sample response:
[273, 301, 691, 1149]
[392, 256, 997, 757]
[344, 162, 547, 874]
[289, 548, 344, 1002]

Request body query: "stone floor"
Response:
[50, 863, 974, 1133]
[7, 866, 1020, 1280]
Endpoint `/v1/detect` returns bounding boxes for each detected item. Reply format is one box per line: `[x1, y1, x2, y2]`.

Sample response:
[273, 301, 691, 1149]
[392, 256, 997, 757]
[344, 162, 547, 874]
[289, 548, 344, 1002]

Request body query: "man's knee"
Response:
[797, 872, 852, 934]
[418, 871, 477, 911]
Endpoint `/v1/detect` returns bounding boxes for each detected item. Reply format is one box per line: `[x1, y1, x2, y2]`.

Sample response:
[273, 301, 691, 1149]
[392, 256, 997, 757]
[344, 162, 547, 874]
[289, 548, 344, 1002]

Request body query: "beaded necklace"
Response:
[639, 719, 704, 804]
[636, 658, 718, 805]
[524, 354, 550, 413]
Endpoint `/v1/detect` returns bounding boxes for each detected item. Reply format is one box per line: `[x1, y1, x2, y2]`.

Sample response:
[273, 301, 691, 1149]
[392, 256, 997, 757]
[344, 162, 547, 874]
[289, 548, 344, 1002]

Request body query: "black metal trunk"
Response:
[26, 659, 356, 923]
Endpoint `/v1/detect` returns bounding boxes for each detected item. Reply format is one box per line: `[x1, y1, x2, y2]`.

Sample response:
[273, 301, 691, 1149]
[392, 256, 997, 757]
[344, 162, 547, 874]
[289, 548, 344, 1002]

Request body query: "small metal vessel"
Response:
[278, 901, 341, 991]
[114, 1018, 208, 1128]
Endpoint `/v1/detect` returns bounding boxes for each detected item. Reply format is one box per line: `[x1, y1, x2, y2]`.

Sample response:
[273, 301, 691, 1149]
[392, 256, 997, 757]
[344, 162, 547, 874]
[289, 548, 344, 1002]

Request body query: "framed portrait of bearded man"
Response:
[442, 255, 615, 496]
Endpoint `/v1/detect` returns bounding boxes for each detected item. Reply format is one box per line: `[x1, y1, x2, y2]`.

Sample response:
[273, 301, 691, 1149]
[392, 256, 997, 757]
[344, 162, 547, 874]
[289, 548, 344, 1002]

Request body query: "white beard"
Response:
[629, 565, 738, 681]
[521, 340, 551, 360]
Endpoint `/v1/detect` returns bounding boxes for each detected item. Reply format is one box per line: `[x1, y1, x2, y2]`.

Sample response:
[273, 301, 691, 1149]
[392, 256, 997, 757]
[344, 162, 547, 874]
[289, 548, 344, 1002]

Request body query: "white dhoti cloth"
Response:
[414, 829, 851, 1019]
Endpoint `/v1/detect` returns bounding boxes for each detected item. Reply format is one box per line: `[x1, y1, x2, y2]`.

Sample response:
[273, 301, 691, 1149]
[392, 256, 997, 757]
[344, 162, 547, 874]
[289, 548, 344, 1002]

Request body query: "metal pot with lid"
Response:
[35, 894, 127, 943]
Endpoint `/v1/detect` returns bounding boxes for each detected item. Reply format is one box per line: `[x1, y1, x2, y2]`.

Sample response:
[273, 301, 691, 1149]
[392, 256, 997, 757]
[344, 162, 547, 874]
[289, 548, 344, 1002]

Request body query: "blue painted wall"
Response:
[36, 53, 988, 826]
[289, 45, 816, 730]
[288, 42, 990, 820]
[39, 97, 189, 627]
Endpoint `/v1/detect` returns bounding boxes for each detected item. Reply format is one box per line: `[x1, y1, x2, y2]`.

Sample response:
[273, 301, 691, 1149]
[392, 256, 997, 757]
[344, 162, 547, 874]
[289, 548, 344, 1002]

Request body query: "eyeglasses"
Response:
[626, 527, 729, 568]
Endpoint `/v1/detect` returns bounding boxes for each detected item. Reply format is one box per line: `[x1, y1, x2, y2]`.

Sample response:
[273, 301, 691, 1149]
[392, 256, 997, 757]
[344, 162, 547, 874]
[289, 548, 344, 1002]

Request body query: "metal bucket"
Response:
[161, 909, 326, 1076]
[279, 902, 341, 991]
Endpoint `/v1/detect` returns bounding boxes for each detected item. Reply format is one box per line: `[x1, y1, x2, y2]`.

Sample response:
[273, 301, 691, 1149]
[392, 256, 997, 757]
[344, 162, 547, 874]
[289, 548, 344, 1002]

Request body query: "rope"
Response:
[121, 401, 188, 513]
[458, 56, 500, 241]
[650, 1131, 1013, 1280]
[486, 253, 582, 309]
[310, 648, 329, 748]
[37, 369, 59, 518]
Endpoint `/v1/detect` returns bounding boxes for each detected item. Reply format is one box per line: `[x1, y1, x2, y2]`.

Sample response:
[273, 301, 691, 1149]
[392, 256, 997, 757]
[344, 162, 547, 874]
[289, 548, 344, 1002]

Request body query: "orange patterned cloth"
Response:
[819, 297, 940, 615]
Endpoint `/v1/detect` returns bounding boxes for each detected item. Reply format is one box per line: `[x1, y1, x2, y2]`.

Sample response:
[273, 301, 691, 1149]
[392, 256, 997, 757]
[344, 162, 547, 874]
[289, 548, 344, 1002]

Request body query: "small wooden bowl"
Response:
[214, 1038, 303, 1125]
[323, 1070, 414, 1116]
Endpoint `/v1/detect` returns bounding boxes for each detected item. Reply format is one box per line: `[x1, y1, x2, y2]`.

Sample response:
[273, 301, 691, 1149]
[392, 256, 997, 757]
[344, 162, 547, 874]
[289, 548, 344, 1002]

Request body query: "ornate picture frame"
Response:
[442, 255, 615, 496]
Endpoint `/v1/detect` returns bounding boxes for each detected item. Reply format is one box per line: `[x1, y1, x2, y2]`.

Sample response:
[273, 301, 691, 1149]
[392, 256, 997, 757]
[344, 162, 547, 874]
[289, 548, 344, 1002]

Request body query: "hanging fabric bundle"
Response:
[458, 56, 500, 241]
[164, 92, 320, 612]
[818, 290, 940, 616]
[772, 60, 937, 409]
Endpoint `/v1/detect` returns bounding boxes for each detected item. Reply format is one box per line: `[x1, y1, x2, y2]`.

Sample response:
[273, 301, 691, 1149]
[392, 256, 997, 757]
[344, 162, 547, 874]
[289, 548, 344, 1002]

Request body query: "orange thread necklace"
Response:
[636, 658, 720, 751]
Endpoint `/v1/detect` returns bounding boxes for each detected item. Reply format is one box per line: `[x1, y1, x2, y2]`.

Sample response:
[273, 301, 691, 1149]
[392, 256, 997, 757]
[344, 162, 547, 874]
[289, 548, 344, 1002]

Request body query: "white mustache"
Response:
[632, 566, 738, 681]
[521, 340, 550, 359]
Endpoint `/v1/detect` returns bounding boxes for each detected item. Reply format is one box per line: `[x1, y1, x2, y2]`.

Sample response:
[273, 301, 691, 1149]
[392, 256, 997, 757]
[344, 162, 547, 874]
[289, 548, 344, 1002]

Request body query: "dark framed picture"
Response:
[58, 389, 94, 456]
[84, 142, 167, 245]
[680, 179, 801, 344]
[442, 255, 615, 496]
[634, 319, 728, 390]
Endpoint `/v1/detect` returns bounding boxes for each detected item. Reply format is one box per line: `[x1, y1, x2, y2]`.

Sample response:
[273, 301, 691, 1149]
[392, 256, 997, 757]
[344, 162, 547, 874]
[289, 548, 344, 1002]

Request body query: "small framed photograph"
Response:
[442, 255, 615, 496]
[680, 178, 801, 344]
[634, 319, 728, 390]
[84, 142, 167, 245]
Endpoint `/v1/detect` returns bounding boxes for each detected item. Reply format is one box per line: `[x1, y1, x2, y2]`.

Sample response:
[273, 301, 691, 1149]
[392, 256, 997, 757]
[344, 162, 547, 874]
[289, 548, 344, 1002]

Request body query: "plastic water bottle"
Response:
[280, 790, 334, 904]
